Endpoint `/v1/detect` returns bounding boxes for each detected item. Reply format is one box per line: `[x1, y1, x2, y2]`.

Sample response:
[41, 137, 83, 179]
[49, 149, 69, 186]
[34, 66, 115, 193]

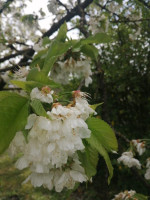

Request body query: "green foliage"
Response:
[78, 141, 99, 178]
[81, 33, 113, 44]
[80, 44, 98, 61]
[133, 193, 148, 200]
[90, 103, 103, 110]
[86, 117, 118, 183]
[42, 37, 51, 46]
[42, 40, 72, 74]
[86, 117, 118, 152]
[21, 14, 37, 25]
[30, 99, 48, 118]
[11, 80, 45, 92]
[11, 71, 61, 92]
[56, 22, 67, 42]
[27, 68, 61, 88]
[30, 49, 47, 69]
[86, 135, 113, 184]
[0, 92, 29, 154]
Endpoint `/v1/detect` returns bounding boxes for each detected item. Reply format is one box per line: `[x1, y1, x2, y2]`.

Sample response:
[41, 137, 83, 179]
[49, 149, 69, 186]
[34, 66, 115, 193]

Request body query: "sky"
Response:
[24, 0, 79, 39]
[24, 0, 52, 29]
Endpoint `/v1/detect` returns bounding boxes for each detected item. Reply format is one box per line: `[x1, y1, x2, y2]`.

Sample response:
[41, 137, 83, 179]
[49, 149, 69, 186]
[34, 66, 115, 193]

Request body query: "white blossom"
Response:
[47, 0, 59, 15]
[146, 157, 150, 168]
[112, 190, 136, 200]
[132, 140, 146, 155]
[1, 71, 11, 84]
[145, 168, 150, 180]
[23, 156, 87, 192]
[144, 158, 150, 180]
[50, 57, 93, 87]
[15, 107, 91, 178]
[73, 90, 96, 120]
[8, 90, 94, 192]
[8, 131, 26, 158]
[30, 86, 53, 104]
[14, 67, 29, 81]
[33, 40, 44, 52]
[117, 151, 141, 169]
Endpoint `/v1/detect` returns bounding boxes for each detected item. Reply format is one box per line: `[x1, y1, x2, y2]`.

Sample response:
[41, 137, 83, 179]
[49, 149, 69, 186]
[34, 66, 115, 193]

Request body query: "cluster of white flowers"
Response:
[47, 0, 59, 15]
[30, 86, 54, 104]
[0, 43, 6, 51]
[1, 67, 29, 84]
[117, 152, 141, 169]
[14, 67, 29, 81]
[88, 12, 109, 34]
[132, 140, 146, 155]
[8, 90, 95, 192]
[33, 40, 44, 52]
[1, 71, 12, 84]
[145, 158, 150, 180]
[112, 190, 136, 200]
[50, 57, 93, 87]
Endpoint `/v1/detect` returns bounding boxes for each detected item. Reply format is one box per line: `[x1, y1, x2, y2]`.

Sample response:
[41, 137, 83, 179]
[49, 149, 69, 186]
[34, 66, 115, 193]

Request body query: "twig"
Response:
[56, 0, 70, 13]
[2, 87, 22, 90]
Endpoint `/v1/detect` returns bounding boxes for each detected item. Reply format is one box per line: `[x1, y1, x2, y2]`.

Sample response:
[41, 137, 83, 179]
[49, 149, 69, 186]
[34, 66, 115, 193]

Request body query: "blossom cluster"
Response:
[50, 57, 93, 87]
[112, 190, 136, 200]
[1, 67, 29, 85]
[8, 89, 95, 192]
[145, 158, 150, 180]
[132, 139, 146, 155]
[117, 151, 141, 169]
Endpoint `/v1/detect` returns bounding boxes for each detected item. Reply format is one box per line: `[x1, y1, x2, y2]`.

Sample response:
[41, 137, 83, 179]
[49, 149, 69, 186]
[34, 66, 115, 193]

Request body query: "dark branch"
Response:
[0, 0, 94, 77]
[42, 0, 94, 38]
[0, 61, 30, 73]
[0, 49, 33, 63]
[2, 87, 22, 90]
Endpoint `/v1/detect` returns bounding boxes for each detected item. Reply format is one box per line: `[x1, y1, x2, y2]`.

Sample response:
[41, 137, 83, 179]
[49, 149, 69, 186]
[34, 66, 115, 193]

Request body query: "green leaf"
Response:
[0, 92, 29, 154]
[90, 103, 103, 110]
[11, 79, 60, 93]
[30, 99, 48, 118]
[27, 68, 61, 89]
[56, 22, 67, 42]
[82, 33, 113, 44]
[30, 49, 47, 69]
[86, 117, 118, 152]
[78, 141, 99, 178]
[86, 137, 113, 184]
[81, 44, 98, 61]
[42, 40, 72, 75]
[42, 37, 51, 46]
[133, 193, 148, 200]
[11, 80, 44, 92]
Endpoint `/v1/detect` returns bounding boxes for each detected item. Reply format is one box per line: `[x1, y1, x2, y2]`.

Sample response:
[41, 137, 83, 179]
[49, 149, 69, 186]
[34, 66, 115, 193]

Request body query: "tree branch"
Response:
[0, 61, 30, 72]
[0, 0, 94, 86]
[0, 48, 33, 63]
[42, 0, 94, 38]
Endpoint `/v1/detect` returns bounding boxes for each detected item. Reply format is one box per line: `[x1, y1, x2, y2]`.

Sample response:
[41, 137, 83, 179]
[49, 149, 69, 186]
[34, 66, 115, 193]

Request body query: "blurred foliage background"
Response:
[0, 0, 150, 199]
